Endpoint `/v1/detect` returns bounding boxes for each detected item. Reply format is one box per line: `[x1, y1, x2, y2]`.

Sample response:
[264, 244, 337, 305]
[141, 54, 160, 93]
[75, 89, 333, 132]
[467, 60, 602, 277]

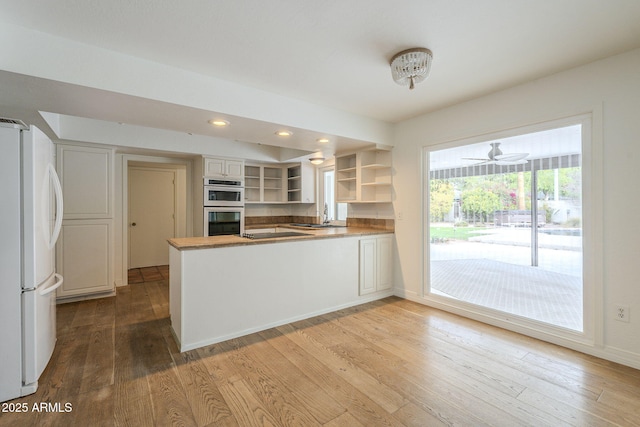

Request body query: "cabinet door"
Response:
[204, 157, 225, 178]
[57, 145, 113, 219]
[56, 219, 113, 298]
[376, 235, 393, 291]
[359, 238, 377, 295]
[225, 160, 244, 180]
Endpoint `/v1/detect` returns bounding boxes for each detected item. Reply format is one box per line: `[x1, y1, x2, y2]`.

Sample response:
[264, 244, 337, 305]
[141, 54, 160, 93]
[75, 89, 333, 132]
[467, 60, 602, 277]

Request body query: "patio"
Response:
[429, 228, 583, 330]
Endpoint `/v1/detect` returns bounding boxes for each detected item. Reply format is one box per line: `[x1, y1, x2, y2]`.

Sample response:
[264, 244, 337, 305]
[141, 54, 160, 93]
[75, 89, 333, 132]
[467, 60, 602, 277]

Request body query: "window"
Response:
[425, 119, 588, 333]
[320, 166, 346, 223]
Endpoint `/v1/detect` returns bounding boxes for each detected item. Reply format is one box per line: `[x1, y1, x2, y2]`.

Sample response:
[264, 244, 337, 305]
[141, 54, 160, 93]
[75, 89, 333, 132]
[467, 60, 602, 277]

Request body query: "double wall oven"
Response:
[203, 178, 245, 236]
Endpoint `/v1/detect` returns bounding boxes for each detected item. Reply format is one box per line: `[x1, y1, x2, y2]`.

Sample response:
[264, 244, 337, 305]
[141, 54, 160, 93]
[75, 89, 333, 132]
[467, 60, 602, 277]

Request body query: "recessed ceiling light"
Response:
[209, 119, 229, 127]
[316, 138, 330, 143]
[275, 130, 293, 137]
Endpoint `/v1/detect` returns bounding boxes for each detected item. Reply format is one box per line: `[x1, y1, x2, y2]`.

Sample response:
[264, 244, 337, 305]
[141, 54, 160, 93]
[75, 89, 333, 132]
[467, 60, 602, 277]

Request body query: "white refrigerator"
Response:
[0, 121, 64, 402]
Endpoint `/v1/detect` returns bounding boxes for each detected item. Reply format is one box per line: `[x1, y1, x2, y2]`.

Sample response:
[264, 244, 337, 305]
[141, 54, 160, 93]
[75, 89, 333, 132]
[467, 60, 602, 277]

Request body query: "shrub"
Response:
[563, 217, 581, 227]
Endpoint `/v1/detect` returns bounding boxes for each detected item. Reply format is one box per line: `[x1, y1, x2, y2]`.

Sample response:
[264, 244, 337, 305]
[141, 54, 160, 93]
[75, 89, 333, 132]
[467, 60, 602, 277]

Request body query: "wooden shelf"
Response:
[361, 182, 391, 186]
[361, 163, 389, 170]
[335, 150, 392, 203]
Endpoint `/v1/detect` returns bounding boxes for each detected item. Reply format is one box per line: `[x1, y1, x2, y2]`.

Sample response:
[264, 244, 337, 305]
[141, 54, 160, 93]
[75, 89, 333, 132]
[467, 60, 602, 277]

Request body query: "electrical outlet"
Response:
[615, 305, 630, 323]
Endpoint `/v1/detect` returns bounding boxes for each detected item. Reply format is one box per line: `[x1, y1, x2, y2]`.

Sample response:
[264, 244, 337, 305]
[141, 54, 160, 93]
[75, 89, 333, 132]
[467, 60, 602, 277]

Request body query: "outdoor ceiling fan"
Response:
[463, 142, 528, 165]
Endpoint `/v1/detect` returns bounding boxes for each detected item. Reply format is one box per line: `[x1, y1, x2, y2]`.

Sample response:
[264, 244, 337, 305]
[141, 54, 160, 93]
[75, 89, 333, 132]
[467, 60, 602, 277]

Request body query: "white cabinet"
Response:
[204, 157, 244, 180]
[57, 145, 112, 219]
[56, 144, 114, 300]
[336, 150, 392, 203]
[244, 164, 261, 202]
[56, 219, 113, 298]
[359, 235, 394, 295]
[245, 164, 285, 203]
[264, 166, 285, 202]
[359, 238, 377, 295]
[336, 154, 357, 202]
[376, 235, 393, 291]
[244, 162, 314, 204]
[287, 162, 315, 203]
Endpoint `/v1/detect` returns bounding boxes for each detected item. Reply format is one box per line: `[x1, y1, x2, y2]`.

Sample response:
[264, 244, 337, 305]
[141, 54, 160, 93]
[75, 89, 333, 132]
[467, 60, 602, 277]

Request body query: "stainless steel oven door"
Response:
[204, 178, 243, 187]
[204, 207, 244, 236]
[204, 185, 244, 206]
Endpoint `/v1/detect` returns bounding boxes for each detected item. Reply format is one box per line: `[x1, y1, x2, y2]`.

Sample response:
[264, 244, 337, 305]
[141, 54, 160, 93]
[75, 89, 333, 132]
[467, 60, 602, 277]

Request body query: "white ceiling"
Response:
[1, 0, 640, 156]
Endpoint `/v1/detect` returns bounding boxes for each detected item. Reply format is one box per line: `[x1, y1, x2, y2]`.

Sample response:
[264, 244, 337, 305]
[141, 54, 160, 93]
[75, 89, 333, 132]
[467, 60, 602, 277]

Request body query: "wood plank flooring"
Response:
[2, 273, 640, 426]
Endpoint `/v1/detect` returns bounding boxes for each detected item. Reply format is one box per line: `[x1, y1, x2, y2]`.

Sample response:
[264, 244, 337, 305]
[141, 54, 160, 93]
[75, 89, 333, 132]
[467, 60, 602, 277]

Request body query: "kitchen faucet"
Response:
[323, 203, 330, 224]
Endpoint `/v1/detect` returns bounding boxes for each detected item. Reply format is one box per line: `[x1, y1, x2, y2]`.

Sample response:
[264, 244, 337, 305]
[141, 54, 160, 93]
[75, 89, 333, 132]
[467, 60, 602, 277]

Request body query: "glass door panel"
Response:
[427, 124, 583, 331]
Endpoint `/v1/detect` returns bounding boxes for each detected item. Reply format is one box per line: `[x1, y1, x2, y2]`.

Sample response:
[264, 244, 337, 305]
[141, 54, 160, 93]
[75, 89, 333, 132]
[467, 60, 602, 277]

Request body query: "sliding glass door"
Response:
[426, 123, 584, 331]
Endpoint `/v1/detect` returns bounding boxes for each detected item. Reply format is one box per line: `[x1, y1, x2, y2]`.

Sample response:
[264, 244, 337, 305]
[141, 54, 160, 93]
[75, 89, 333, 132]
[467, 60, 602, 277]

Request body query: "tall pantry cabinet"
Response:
[56, 144, 115, 299]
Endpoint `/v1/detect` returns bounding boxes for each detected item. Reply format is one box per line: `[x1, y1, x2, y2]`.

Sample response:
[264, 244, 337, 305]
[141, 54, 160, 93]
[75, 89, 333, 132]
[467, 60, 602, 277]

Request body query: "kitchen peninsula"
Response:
[168, 225, 393, 352]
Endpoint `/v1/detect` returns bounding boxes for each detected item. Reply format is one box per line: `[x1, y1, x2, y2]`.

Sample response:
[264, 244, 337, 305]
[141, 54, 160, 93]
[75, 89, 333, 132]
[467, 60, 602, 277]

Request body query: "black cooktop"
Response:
[242, 231, 312, 240]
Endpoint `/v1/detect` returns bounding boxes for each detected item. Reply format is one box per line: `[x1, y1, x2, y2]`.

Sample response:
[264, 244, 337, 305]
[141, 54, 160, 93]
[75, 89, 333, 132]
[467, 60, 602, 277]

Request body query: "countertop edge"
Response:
[168, 227, 393, 250]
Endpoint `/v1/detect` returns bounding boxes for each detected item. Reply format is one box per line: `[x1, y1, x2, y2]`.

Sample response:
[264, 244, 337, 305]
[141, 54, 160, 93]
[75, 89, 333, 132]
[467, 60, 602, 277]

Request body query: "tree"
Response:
[430, 179, 454, 222]
[461, 186, 502, 224]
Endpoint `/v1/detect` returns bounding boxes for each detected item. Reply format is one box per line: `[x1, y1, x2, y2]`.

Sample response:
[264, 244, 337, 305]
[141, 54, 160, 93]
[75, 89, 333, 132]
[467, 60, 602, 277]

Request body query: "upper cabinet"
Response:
[203, 157, 244, 180]
[287, 163, 315, 203]
[244, 162, 315, 204]
[244, 164, 285, 203]
[336, 150, 392, 203]
[57, 144, 113, 219]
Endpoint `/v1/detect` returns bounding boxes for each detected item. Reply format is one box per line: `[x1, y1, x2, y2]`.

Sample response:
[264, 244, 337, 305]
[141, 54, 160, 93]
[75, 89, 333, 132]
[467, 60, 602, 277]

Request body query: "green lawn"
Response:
[430, 226, 492, 241]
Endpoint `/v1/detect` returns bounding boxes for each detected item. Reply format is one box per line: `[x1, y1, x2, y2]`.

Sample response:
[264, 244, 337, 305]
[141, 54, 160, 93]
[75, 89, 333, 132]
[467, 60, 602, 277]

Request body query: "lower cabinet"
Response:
[359, 235, 393, 295]
[56, 219, 114, 299]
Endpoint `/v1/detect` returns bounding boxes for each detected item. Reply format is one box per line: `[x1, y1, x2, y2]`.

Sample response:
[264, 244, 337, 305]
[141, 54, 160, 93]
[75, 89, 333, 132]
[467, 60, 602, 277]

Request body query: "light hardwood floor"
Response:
[2, 276, 640, 426]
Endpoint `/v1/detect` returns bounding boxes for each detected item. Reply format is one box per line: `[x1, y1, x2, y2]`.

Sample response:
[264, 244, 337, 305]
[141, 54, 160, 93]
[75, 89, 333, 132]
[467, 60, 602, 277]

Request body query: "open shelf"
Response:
[335, 150, 392, 203]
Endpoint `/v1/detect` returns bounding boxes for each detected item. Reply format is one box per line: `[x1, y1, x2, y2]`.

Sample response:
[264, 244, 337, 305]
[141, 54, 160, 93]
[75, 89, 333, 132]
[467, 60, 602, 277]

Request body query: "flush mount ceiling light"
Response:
[209, 119, 229, 127]
[390, 47, 433, 90]
[316, 137, 330, 144]
[275, 130, 293, 137]
[309, 157, 325, 165]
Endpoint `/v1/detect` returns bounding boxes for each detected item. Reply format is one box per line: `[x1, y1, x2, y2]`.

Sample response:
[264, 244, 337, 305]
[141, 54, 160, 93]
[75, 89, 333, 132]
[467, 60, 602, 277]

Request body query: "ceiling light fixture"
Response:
[316, 138, 329, 144]
[209, 119, 229, 127]
[275, 130, 293, 137]
[309, 157, 325, 165]
[390, 47, 433, 90]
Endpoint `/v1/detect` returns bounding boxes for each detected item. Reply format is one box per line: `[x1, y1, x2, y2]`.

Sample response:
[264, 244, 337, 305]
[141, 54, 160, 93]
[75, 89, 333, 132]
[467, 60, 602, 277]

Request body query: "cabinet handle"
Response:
[131, 222, 137, 227]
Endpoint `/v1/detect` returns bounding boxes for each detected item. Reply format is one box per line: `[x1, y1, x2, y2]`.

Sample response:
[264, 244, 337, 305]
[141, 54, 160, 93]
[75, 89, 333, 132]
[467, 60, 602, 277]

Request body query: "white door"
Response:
[129, 167, 176, 268]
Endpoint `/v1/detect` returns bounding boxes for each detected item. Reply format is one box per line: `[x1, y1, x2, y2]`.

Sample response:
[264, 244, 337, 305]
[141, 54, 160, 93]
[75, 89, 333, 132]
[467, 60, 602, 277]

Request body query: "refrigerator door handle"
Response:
[48, 163, 64, 249]
[39, 273, 63, 296]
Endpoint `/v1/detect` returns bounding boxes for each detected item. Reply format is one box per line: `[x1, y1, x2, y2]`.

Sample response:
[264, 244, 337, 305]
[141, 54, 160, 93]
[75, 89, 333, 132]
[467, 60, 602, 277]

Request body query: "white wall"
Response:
[0, 23, 391, 146]
[392, 48, 640, 367]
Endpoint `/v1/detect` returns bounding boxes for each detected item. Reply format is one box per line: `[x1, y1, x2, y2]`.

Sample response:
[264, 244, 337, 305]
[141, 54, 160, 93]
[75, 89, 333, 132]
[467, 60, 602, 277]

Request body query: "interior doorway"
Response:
[128, 165, 177, 268]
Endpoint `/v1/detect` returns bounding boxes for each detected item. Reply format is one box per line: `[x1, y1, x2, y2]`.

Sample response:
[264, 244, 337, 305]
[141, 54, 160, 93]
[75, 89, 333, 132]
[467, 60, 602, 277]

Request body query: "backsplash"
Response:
[346, 217, 395, 231]
[245, 215, 395, 231]
[245, 215, 319, 226]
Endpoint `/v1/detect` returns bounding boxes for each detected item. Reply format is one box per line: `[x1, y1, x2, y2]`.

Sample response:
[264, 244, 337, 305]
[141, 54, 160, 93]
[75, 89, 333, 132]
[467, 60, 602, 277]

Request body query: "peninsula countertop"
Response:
[168, 225, 393, 250]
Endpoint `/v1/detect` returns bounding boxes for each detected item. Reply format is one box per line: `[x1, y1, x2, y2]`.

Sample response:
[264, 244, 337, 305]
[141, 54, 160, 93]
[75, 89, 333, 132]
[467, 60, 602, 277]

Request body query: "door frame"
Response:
[421, 113, 602, 348]
[120, 154, 192, 285]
